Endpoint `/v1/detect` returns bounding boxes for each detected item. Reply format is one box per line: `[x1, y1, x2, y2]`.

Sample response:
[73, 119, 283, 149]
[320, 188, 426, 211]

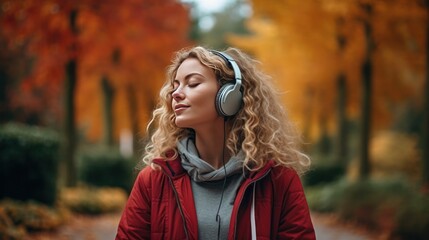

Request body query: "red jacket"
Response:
[116, 156, 315, 239]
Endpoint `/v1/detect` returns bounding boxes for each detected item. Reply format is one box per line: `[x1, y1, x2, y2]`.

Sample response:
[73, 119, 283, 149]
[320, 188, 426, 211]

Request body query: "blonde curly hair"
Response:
[143, 46, 310, 175]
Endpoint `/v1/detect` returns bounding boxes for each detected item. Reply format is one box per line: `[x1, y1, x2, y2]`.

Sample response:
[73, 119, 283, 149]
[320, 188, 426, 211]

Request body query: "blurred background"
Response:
[0, 0, 428, 239]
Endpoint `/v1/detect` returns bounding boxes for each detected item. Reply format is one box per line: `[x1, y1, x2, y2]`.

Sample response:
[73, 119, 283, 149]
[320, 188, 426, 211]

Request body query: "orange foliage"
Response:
[1, 0, 192, 140]
[230, 0, 427, 139]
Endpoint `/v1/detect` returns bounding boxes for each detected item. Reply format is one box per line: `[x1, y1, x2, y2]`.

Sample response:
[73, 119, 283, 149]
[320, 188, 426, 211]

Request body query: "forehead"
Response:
[175, 58, 214, 80]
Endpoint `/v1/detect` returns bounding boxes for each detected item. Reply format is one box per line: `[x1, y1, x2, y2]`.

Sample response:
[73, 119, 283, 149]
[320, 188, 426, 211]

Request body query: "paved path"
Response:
[312, 213, 375, 240]
[29, 212, 375, 240]
[27, 213, 121, 240]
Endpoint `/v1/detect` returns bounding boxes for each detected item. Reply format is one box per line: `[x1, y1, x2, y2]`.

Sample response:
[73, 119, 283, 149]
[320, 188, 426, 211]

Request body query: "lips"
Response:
[174, 103, 189, 113]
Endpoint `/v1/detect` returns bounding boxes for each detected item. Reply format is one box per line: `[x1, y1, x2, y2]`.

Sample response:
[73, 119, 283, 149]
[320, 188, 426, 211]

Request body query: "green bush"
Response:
[305, 180, 347, 213]
[78, 147, 136, 192]
[0, 123, 60, 206]
[394, 192, 429, 240]
[307, 178, 429, 239]
[336, 179, 410, 230]
[304, 164, 345, 186]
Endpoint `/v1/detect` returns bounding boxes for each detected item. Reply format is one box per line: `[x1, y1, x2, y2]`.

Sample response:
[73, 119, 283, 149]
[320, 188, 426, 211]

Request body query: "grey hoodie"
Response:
[177, 137, 245, 240]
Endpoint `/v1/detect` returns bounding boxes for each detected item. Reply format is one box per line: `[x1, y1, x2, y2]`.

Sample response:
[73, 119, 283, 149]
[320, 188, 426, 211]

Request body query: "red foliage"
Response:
[1, 0, 191, 133]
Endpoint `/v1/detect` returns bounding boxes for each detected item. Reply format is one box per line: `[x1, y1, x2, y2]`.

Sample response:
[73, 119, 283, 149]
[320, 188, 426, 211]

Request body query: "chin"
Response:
[174, 119, 189, 128]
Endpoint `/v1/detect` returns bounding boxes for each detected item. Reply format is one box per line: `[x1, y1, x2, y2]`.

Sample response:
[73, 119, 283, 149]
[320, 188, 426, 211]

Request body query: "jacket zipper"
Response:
[164, 170, 190, 240]
[232, 169, 271, 239]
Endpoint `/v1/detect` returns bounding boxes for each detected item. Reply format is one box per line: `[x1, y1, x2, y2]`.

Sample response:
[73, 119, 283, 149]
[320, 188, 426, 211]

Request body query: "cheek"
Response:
[203, 97, 220, 118]
[199, 91, 217, 108]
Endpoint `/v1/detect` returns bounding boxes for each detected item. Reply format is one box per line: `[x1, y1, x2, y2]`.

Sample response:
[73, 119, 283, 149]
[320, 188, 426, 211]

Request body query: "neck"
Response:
[194, 118, 230, 169]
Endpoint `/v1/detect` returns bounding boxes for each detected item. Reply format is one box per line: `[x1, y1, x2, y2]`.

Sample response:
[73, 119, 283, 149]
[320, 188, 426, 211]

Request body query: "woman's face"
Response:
[171, 57, 222, 129]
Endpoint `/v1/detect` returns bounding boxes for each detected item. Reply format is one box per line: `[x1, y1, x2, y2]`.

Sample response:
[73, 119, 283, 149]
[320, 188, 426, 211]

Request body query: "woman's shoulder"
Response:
[271, 165, 299, 178]
[270, 165, 305, 192]
[135, 164, 166, 185]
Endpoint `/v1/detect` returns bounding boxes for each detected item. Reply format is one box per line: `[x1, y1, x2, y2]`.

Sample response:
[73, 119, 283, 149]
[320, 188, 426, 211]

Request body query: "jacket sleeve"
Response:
[277, 169, 316, 240]
[116, 167, 152, 240]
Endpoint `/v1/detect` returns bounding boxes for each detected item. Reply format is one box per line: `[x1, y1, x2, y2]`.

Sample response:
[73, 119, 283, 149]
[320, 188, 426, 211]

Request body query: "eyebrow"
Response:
[173, 72, 205, 84]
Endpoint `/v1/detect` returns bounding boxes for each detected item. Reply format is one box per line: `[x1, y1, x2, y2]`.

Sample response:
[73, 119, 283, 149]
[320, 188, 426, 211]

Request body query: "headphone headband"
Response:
[210, 50, 242, 88]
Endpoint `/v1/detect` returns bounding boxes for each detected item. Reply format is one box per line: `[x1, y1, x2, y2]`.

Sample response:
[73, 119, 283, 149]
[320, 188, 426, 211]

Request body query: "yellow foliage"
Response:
[0, 199, 68, 238]
[230, 0, 427, 140]
[0, 207, 27, 239]
[61, 187, 128, 215]
[370, 131, 421, 181]
[347, 131, 422, 182]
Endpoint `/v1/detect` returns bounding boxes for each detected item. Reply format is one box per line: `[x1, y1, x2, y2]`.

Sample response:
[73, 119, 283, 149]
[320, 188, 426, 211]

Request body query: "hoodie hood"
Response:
[177, 137, 244, 182]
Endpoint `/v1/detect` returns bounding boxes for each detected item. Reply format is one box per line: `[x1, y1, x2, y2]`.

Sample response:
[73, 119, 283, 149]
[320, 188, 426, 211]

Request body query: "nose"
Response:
[172, 87, 184, 101]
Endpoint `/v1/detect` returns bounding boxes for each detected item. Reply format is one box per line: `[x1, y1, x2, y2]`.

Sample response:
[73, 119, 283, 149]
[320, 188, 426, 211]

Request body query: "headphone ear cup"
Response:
[215, 84, 232, 117]
[215, 83, 243, 117]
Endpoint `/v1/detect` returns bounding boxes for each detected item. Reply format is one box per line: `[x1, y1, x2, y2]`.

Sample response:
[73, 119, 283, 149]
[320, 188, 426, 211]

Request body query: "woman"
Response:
[116, 46, 315, 239]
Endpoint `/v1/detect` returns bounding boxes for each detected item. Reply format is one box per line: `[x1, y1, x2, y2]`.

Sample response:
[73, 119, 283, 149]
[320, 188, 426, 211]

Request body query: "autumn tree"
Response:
[1, 0, 82, 186]
[230, 0, 426, 180]
[0, 33, 33, 124]
[325, 0, 427, 179]
[1, 0, 191, 186]
[229, 0, 342, 153]
[101, 74, 114, 146]
[357, 2, 374, 179]
[74, 0, 191, 155]
[335, 17, 349, 166]
[423, 0, 429, 189]
[63, 8, 78, 186]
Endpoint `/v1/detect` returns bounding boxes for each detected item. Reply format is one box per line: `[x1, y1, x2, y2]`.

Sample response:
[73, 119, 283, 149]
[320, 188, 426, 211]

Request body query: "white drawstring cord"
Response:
[251, 183, 257, 240]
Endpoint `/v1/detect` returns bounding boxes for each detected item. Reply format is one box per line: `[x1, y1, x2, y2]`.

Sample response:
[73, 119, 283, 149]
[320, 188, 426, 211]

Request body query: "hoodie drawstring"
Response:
[251, 182, 257, 240]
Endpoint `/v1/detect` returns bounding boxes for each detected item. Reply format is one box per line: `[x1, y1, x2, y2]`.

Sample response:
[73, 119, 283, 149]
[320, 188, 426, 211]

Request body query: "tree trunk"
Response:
[101, 76, 115, 147]
[62, 59, 77, 187]
[335, 17, 348, 167]
[61, 9, 78, 187]
[336, 73, 348, 165]
[359, 19, 373, 180]
[422, 2, 429, 189]
[302, 87, 315, 148]
[318, 102, 331, 156]
[126, 84, 138, 156]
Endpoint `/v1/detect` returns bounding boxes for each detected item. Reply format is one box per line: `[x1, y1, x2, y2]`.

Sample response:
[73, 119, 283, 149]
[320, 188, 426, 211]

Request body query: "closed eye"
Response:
[188, 82, 200, 88]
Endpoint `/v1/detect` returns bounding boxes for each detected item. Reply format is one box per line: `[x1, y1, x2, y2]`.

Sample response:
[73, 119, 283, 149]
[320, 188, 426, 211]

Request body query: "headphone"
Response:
[211, 50, 243, 117]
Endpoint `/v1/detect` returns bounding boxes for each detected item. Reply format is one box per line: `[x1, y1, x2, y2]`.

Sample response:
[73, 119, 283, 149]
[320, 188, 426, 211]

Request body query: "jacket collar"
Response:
[246, 160, 275, 181]
[153, 154, 187, 179]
